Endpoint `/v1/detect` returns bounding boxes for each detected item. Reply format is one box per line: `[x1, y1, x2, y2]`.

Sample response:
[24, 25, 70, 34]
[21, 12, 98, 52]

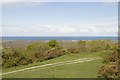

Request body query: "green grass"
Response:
[3, 59, 102, 78]
[2, 51, 110, 78]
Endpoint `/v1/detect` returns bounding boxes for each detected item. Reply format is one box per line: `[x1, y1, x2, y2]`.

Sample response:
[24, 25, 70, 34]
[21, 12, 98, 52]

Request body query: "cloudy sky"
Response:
[1, 0, 118, 36]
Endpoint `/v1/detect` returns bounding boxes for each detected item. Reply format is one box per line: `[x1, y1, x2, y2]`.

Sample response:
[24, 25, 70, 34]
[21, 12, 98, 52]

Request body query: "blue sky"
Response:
[1, 1, 118, 36]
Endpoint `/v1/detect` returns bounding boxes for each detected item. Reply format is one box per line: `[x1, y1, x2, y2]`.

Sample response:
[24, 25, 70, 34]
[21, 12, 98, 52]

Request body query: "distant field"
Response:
[2, 51, 108, 78]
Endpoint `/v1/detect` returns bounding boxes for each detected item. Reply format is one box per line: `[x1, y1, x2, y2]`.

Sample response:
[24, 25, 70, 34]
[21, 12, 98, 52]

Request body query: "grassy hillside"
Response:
[3, 60, 102, 78]
[2, 51, 107, 78]
[2, 40, 117, 78]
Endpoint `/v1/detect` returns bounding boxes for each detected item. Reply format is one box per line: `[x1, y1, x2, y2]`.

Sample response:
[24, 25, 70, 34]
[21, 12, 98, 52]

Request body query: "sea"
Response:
[1, 36, 118, 41]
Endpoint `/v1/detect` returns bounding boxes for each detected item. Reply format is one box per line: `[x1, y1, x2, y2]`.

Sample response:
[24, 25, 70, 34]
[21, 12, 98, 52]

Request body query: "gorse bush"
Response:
[45, 48, 65, 60]
[99, 62, 119, 79]
[78, 40, 86, 51]
[102, 51, 118, 63]
[67, 43, 80, 54]
[2, 40, 65, 68]
[27, 41, 50, 51]
[86, 40, 113, 52]
[2, 48, 23, 68]
[48, 40, 59, 48]
[23, 41, 50, 63]
[98, 46, 120, 79]
[2, 40, 115, 68]
[45, 40, 64, 60]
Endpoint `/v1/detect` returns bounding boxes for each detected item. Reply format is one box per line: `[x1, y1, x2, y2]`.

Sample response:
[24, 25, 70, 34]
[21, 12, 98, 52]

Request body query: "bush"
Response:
[2, 40, 116, 69]
[2, 41, 66, 68]
[85, 40, 113, 52]
[48, 40, 58, 48]
[45, 47, 65, 60]
[26, 42, 50, 63]
[102, 51, 118, 63]
[2, 48, 22, 68]
[98, 62, 119, 79]
[99, 47, 120, 79]
[78, 40, 86, 51]
[67, 43, 80, 54]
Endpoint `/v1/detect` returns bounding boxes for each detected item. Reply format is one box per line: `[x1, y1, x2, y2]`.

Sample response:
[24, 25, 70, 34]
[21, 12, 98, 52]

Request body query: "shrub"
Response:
[102, 51, 118, 63]
[85, 40, 114, 52]
[48, 40, 58, 48]
[67, 43, 80, 54]
[26, 50, 45, 63]
[78, 40, 86, 51]
[26, 42, 50, 63]
[2, 48, 22, 68]
[44, 47, 65, 60]
[98, 62, 119, 79]
[18, 57, 31, 65]
[2, 40, 116, 69]
[99, 47, 120, 79]
[26, 41, 64, 62]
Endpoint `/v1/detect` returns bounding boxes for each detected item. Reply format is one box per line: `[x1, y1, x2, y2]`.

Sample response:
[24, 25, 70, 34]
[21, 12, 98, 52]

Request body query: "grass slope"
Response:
[3, 51, 109, 78]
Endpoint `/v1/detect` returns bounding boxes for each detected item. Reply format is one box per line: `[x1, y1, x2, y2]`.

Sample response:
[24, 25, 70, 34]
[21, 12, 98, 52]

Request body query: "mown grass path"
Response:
[2, 51, 108, 78]
[1, 57, 101, 76]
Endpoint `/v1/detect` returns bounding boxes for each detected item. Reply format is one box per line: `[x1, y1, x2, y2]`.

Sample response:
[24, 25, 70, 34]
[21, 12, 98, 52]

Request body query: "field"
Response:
[2, 51, 106, 78]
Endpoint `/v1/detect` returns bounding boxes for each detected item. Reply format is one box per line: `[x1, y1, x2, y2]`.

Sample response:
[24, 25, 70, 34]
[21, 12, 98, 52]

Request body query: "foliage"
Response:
[98, 62, 119, 79]
[2, 40, 64, 68]
[98, 46, 120, 79]
[2, 48, 22, 68]
[48, 40, 58, 48]
[67, 44, 80, 54]
[26, 41, 50, 63]
[2, 40, 116, 69]
[78, 40, 86, 51]
[102, 51, 118, 63]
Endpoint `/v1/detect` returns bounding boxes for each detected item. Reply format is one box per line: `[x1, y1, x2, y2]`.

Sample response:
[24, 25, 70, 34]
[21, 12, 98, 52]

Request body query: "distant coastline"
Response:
[1, 36, 118, 41]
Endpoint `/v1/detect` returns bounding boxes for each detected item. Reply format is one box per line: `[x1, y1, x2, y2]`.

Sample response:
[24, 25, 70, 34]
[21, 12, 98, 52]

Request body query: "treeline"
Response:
[2, 40, 116, 68]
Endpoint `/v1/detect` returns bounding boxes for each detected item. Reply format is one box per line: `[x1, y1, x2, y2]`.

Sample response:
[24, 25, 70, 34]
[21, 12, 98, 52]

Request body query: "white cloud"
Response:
[2, 22, 118, 36]
[1, 0, 118, 37]
[1, 15, 118, 36]
[47, 26, 76, 33]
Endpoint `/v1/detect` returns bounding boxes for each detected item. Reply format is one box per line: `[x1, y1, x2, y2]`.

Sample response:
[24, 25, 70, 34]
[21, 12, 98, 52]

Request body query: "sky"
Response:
[0, 0, 118, 36]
